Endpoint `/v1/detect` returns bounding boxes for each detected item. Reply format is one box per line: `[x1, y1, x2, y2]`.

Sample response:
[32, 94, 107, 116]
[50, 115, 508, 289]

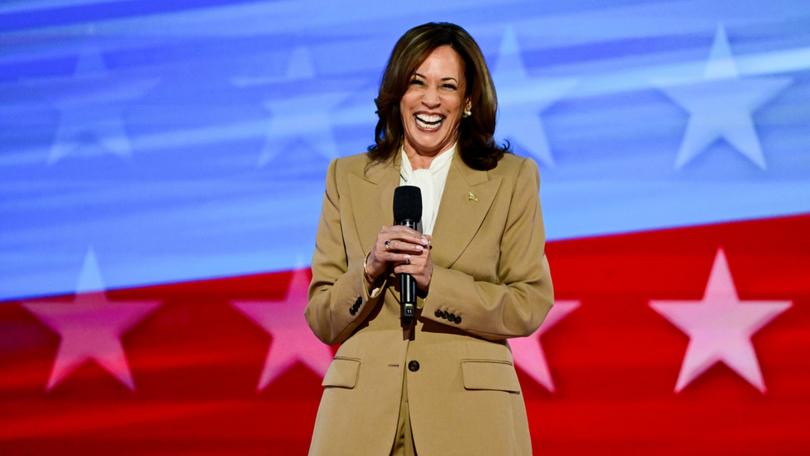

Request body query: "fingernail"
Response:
[421, 237, 428, 245]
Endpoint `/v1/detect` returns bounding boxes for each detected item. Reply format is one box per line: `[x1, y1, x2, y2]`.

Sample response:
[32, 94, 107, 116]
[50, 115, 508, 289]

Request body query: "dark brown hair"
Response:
[368, 22, 509, 170]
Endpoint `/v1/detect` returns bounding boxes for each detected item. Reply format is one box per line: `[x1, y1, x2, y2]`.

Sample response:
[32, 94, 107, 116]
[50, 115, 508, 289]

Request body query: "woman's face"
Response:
[399, 45, 468, 157]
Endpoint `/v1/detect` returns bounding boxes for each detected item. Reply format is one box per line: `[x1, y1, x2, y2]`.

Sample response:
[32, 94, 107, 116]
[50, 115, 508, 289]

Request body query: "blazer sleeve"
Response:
[305, 159, 386, 345]
[422, 157, 554, 341]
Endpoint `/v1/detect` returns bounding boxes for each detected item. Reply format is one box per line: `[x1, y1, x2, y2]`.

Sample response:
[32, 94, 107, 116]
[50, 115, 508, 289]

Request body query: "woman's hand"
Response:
[366, 226, 433, 291]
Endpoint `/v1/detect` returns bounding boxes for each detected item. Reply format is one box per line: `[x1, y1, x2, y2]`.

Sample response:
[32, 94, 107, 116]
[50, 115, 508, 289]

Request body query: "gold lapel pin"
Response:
[467, 191, 478, 202]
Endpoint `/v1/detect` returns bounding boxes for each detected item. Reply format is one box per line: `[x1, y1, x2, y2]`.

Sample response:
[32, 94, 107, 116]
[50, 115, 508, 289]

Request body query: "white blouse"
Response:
[399, 143, 455, 235]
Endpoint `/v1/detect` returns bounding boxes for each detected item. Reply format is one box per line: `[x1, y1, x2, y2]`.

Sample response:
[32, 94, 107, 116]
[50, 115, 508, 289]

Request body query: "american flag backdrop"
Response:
[1, 0, 809, 454]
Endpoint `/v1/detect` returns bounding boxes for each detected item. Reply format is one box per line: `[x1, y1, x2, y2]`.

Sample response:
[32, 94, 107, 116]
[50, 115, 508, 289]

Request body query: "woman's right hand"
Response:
[365, 225, 429, 282]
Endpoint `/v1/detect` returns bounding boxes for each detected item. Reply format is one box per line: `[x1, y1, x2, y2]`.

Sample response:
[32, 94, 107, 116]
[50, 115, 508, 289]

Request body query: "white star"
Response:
[21, 248, 161, 391]
[511, 300, 579, 392]
[231, 46, 315, 86]
[650, 248, 791, 393]
[656, 24, 792, 170]
[258, 91, 346, 166]
[492, 27, 577, 167]
[47, 46, 158, 164]
[231, 268, 332, 391]
[281, 46, 316, 80]
[232, 46, 347, 166]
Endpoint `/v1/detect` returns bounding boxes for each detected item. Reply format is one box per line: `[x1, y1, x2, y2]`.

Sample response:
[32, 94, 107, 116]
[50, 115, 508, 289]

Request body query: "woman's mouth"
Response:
[414, 113, 444, 131]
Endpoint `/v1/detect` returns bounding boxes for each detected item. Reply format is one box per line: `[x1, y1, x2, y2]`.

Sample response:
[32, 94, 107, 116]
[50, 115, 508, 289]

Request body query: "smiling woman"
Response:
[305, 22, 554, 456]
[369, 22, 507, 171]
[399, 45, 469, 163]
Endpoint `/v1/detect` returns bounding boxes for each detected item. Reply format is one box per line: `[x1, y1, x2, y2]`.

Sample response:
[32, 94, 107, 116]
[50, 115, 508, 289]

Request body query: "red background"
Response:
[1, 215, 808, 454]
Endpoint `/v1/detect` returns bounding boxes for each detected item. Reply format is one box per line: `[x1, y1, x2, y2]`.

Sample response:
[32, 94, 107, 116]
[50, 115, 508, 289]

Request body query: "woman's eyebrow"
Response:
[411, 72, 458, 84]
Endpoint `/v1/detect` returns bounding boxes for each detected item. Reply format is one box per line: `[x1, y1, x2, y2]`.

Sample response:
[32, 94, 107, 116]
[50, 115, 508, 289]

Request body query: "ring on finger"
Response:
[405, 256, 411, 265]
[384, 240, 390, 250]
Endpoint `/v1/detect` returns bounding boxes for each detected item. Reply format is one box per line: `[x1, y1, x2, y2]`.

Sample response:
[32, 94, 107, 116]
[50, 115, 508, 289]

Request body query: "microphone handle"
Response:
[400, 274, 416, 319]
[398, 218, 419, 323]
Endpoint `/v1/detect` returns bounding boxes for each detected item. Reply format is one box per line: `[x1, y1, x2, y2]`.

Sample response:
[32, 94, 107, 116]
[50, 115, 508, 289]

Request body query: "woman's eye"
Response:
[442, 83, 458, 90]
[410, 79, 424, 86]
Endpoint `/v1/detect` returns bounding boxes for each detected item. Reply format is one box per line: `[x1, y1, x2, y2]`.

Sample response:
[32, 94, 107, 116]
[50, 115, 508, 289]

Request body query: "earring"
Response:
[462, 108, 471, 118]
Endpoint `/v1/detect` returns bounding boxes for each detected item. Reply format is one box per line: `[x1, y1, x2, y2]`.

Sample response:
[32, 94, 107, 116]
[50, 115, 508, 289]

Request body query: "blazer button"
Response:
[408, 360, 420, 372]
[454, 315, 462, 324]
[448, 313, 456, 321]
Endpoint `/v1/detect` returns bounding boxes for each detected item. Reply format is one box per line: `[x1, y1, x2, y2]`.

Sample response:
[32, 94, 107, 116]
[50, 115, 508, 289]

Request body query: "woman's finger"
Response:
[382, 226, 428, 246]
[383, 239, 424, 254]
[382, 252, 416, 265]
[384, 225, 422, 237]
[394, 265, 421, 275]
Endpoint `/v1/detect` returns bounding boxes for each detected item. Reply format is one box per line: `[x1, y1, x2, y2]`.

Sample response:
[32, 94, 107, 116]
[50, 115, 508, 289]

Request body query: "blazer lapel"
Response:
[431, 157, 502, 268]
[348, 155, 400, 255]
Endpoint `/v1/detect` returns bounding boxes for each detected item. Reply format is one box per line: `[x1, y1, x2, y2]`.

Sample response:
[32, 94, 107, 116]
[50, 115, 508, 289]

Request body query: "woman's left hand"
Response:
[393, 234, 433, 292]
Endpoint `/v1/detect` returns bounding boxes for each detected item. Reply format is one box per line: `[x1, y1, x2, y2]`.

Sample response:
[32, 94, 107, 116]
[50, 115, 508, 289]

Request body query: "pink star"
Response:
[650, 248, 791, 393]
[511, 300, 580, 392]
[21, 249, 160, 391]
[232, 268, 332, 391]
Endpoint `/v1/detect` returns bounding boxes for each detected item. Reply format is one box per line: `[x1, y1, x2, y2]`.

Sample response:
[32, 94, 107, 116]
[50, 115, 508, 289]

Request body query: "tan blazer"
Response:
[306, 151, 553, 456]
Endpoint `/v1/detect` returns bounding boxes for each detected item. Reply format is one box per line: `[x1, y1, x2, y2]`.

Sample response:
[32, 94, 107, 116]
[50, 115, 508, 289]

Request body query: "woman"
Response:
[305, 22, 553, 455]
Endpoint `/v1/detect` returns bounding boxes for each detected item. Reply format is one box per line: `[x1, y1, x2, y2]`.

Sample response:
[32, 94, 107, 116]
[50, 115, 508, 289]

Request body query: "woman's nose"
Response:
[421, 85, 440, 108]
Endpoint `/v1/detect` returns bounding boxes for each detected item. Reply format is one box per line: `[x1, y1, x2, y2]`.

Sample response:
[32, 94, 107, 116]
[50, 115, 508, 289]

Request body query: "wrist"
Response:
[363, 254, 376, 285]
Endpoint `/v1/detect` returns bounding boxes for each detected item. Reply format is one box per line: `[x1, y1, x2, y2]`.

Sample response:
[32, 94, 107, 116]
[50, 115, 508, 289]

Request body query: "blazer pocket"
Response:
[461, 360, 521, 393]
[321, 357, 361, 389]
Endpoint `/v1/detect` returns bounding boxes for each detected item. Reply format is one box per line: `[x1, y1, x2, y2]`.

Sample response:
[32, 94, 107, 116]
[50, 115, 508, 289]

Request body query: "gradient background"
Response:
[1, 0, 809, 454]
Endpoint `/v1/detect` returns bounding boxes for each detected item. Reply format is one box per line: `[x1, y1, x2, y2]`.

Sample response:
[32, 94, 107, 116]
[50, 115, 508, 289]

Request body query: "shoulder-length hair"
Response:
[367, 22, 509, 170]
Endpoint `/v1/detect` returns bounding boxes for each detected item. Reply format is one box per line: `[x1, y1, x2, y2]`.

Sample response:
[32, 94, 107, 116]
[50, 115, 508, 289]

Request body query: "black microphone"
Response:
[393, 186, 422, 323]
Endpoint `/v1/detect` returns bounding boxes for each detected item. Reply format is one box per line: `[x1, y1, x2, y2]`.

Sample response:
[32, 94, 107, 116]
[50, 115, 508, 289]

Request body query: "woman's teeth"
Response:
[415, 114, 443, 131]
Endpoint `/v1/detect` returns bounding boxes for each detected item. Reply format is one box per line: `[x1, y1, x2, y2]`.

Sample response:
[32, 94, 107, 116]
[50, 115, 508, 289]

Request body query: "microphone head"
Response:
[393, 186, 422, 223]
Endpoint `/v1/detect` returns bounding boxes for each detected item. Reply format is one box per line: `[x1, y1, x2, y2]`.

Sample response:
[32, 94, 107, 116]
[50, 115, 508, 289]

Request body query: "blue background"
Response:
[1, 0, 809, 300]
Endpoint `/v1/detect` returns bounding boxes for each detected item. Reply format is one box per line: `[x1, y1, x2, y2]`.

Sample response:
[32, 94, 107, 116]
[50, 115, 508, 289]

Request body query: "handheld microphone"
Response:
[393, 186, 422, 324]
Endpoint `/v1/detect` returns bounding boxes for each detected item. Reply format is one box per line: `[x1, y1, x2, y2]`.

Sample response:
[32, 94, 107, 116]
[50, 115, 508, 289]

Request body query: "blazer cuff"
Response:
[421, 266, 465, 327]
[345, 261, 387, 319]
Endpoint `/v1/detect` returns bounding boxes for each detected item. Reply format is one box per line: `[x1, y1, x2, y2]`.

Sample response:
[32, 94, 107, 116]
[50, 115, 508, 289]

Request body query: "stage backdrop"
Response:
[1, 0, 809, 454]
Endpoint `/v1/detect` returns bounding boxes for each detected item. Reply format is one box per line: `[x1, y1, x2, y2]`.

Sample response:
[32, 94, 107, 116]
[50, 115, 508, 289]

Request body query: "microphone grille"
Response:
[393, 186, 422, 222]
